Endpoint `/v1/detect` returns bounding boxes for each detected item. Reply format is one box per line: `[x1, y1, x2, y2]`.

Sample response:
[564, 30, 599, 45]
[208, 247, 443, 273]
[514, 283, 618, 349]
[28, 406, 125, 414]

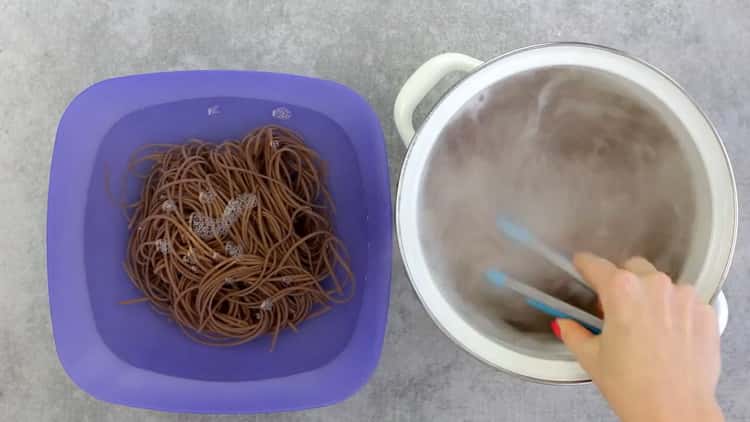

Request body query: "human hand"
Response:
[553, 253, 723, 422]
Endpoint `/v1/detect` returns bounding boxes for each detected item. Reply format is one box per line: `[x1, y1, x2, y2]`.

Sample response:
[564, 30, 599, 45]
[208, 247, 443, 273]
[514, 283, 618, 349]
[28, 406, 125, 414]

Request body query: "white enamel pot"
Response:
[394, 43, 735, 383]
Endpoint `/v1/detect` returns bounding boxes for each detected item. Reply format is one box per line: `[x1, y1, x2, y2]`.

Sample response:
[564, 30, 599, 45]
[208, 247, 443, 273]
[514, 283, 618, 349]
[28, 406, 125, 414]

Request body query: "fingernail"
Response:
[550, 319, 562, 340]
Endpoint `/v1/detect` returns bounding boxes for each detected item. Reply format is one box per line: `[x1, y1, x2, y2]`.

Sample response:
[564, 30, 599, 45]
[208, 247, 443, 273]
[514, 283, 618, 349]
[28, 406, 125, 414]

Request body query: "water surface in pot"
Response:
[419, 66, 696, 359]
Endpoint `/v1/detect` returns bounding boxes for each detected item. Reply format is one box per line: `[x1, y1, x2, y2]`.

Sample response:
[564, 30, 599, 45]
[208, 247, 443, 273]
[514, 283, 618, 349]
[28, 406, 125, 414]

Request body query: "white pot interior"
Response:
[397, 45, 736, 382]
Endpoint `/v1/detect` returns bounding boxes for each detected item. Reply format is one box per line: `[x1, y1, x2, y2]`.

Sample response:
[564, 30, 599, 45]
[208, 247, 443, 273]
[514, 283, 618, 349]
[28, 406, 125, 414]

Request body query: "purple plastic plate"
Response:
[47, 71, 391, 413]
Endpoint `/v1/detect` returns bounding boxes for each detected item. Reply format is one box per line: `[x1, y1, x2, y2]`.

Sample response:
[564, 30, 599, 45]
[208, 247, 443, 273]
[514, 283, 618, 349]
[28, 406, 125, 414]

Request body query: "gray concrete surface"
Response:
[1, 1, 749, 420]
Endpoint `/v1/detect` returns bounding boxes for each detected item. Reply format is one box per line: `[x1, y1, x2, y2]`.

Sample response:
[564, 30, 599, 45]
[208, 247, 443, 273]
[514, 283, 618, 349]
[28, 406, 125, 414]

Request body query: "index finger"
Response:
[573, 252, 618, 294]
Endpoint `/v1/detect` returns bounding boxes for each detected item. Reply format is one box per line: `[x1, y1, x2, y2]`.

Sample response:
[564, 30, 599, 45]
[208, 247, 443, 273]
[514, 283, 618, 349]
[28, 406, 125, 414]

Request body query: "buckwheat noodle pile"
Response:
[122, 125, 353, 348]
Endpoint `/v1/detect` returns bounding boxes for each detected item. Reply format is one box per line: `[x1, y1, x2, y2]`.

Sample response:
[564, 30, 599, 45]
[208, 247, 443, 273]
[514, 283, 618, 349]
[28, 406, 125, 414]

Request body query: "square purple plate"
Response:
[47, 71, 391, 413]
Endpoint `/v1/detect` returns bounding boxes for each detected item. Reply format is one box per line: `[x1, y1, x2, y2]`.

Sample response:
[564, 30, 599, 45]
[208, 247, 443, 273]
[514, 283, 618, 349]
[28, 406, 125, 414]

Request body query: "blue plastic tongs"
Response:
[486, 217, 603, 334]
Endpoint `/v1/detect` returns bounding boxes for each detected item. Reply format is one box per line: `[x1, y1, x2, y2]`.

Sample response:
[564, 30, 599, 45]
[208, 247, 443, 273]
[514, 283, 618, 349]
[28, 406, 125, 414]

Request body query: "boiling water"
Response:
[419, 67, 695, 355]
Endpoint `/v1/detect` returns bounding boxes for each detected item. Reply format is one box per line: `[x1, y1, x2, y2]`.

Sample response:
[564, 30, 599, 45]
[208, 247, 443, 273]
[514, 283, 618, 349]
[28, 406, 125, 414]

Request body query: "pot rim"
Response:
[395, 42, 738, 384]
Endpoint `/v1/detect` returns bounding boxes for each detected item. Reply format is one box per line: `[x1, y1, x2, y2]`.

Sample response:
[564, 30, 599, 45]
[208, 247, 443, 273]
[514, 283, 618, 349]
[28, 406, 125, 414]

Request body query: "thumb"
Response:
[554, 319, 598, 370]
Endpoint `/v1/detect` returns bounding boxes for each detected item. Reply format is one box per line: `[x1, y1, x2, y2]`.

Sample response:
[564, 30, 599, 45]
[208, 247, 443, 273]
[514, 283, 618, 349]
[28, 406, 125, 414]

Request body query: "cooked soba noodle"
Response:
[122, 125, 353, 348]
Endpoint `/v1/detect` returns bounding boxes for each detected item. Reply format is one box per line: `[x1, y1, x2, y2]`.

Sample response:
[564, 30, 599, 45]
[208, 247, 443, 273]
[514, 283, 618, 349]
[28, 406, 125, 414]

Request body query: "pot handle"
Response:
[393, 53, 483, 147]
[712, 290, 729, 335]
